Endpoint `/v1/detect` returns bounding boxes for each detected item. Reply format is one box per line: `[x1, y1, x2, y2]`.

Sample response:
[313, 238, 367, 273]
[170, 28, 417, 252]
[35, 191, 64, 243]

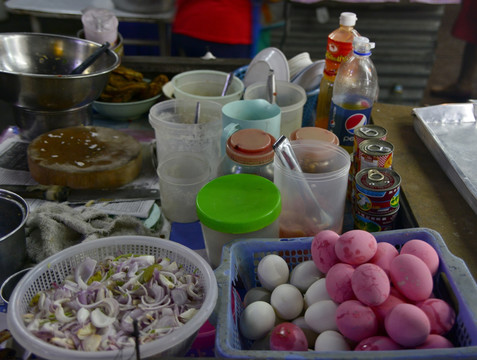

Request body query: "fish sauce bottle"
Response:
[328, 36, 379, 153]
[315, 12, 359, 129]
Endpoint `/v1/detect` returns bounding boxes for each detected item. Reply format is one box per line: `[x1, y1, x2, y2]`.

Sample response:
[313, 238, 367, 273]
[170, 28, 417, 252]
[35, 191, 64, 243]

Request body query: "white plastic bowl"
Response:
[7, 235, 218, 360]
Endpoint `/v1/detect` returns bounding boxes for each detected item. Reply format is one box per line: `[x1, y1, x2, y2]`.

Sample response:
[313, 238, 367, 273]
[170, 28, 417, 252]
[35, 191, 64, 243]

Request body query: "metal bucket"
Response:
[0, 189, 29, 285]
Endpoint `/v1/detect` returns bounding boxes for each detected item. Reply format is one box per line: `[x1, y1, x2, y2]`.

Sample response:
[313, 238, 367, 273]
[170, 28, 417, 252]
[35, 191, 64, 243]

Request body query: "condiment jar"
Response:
[218, 128, 276, 181]
[290, 126, 340, 145]
[196, 174, 281, 268]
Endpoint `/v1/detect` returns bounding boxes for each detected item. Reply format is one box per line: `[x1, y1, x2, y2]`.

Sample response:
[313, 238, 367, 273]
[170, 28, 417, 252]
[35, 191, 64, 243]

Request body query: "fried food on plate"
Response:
[99, 66, 169, 103]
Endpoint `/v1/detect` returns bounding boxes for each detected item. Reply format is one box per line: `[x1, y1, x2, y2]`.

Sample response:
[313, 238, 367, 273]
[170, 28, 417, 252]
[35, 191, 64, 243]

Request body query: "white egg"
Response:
[243, 287, 271, 307]
[314, 330, 350, 351]
[304, 299, 338, 333]
[289, 260, 323, 293]
[239, 301, 276, 340]
[304, 278, 331, 307]
[292, 316, 318, 349]
[257, 254, 289, 291]
[270, 283, 304, 320]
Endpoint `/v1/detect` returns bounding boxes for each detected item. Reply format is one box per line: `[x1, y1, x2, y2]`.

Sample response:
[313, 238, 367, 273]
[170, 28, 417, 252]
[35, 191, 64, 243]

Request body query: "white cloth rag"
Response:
[26, 202, 157, 263]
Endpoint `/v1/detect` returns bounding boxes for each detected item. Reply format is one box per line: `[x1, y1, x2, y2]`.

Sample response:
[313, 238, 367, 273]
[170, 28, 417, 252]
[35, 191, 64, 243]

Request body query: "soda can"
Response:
[353, 205, 399, 232]
[353, 125, 387, 168]
[354, 167, 401, 214]
[357, 139, 394, 172]
[353, 125, 387, 152]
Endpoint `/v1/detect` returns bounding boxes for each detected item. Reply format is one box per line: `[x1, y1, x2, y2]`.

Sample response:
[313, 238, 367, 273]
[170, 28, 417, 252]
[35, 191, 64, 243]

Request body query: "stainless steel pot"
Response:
[0, 189, 29, 285]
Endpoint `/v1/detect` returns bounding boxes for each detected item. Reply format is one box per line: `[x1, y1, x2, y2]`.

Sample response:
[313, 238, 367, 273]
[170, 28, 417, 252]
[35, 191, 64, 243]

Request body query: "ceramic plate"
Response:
[243, 47, 290, 88]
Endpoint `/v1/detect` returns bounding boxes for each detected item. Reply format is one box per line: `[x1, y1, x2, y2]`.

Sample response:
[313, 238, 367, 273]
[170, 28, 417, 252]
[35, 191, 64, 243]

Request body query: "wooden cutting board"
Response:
[27, 126, 142, 189]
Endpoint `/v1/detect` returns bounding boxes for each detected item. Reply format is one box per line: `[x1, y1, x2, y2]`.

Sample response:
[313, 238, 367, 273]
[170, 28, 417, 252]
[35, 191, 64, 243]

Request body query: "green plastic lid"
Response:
[196, 174, 281, 234]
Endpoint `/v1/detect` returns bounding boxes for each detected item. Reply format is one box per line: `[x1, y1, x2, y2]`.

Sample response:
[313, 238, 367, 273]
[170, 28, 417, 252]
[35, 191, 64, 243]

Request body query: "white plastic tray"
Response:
[413, 103, 477, 214]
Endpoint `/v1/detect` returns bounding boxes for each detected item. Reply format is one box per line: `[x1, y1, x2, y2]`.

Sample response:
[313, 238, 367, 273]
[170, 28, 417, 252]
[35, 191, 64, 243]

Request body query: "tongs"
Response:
[273, 135, 332, 232]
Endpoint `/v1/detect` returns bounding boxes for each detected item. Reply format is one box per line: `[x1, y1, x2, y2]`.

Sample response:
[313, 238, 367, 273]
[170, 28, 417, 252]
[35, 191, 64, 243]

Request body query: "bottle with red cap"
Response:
[315, 12, 359, 130]
[217, 128, 276, 181]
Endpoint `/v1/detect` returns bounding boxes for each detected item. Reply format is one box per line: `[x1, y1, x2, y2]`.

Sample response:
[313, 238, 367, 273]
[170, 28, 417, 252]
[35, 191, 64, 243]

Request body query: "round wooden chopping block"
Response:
[27, 126, 142, 189]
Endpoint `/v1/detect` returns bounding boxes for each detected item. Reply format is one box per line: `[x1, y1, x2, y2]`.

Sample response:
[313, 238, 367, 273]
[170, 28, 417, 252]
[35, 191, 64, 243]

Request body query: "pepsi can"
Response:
[329, 97, 372, 153]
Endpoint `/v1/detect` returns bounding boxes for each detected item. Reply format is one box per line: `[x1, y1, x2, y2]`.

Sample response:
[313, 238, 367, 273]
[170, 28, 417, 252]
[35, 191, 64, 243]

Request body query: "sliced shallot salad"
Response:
[22, 254, 205, 351]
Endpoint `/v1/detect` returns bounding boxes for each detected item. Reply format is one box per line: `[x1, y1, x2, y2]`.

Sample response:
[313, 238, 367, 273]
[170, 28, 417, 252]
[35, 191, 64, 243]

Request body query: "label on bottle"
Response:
[329, 97, 373, 150]
[323, 38, 354, 78]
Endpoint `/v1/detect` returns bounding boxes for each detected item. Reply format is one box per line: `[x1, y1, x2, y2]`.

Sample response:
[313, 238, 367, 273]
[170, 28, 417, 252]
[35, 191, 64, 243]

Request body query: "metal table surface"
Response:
[370, 102, 477, 282]
[4, 0, 174, 55]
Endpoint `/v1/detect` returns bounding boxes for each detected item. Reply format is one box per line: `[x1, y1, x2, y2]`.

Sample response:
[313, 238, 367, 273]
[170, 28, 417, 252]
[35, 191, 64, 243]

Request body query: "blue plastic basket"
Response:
[214, 228, 477, 359]
[233, 65, 319, 128]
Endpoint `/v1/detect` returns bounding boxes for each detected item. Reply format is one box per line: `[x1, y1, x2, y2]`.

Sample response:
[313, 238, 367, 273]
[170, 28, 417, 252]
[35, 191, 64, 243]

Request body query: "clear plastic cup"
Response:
[171, 70, 244, 106]
[158, 151, 211, 223]
[149, 99, 223, 174]
[273, 140, 351, 237]
[244, 80, 307, 138]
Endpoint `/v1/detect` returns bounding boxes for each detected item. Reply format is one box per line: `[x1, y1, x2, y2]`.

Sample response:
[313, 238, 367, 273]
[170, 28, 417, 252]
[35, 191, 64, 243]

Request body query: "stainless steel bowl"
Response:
[0, 32, 120, 112]
[0, 189, 29, 285]
[112, 0, 174, 14]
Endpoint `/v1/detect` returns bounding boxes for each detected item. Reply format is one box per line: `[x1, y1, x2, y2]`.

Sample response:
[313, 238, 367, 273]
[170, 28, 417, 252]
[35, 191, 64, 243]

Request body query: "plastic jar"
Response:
[196, 174, 281, 268]
[218, 128, 276, 181]
[290, 126, 340, 145]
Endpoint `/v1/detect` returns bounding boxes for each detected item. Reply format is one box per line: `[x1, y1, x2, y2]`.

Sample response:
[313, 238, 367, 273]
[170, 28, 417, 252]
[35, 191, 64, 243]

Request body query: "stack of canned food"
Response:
[349, 125, 401, 232]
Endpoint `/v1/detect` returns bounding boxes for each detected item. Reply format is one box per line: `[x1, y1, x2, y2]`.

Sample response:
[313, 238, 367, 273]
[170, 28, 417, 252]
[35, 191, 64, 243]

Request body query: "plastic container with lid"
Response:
[196, 174, 281, 268]
[218, 128, 276, 181]
[290, 126, 339, 145]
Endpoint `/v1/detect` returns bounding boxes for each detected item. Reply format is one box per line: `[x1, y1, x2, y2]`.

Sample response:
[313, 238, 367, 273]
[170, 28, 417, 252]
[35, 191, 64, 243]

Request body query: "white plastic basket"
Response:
[7, 235, 218, 360]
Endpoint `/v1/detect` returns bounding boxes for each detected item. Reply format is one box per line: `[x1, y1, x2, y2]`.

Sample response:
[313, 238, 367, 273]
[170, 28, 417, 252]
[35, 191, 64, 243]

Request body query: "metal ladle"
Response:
[70, 42, 110, 75]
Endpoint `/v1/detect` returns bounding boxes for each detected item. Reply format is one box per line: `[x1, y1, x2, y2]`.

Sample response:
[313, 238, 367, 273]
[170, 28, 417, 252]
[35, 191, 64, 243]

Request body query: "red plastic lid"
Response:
[226, 128, 276, 165]
[290, 127, 340, 145]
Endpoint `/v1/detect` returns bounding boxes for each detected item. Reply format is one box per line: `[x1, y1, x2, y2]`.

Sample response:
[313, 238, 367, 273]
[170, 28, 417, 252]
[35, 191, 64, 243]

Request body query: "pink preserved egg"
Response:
[385, 303, 430, 348]
[371, 293, 406, 332]
[400, 239, 439, 276]
[418, 298, 456, 335]
[369, 242, 399, 276]
[351, 263, 390, 306]
[355, 335, 402, 351]
[416, 334, 454, 349]
[336, 300, 378, 342]
[311, 230, 340, 273]
[325, 262, 356, 303]
[269, 322, 308, 351]
[335, 230, 377, 265]
[390, 254, 433, 302]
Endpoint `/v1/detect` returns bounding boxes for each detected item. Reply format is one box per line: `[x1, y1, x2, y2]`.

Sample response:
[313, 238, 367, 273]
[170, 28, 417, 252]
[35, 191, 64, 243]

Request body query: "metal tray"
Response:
[413, 103, 477, 214]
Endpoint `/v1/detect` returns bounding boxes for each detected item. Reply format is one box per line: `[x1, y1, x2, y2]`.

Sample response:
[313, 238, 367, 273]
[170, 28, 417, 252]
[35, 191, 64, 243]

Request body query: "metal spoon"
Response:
[267, 69, 276, 104]
[194, 101, 200, 124]
[70, 42, 110, 75]
[221, 72, 234, 96]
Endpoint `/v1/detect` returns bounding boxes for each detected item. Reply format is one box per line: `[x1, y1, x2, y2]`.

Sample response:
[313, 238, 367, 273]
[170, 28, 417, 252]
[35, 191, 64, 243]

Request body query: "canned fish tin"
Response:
[354, 167, 401, 214]
[353, 205, 399, 232]
[353, 124, 387, 155]
[357, 139, 394, 172]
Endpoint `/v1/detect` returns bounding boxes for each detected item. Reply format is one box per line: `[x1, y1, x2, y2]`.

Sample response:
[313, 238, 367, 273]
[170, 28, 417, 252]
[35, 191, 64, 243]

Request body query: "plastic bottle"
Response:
[315, 12, 359, 129]
[328, 36, 379, 153]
